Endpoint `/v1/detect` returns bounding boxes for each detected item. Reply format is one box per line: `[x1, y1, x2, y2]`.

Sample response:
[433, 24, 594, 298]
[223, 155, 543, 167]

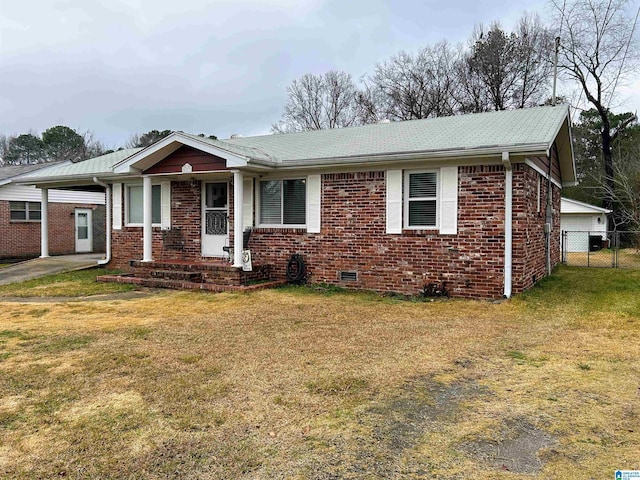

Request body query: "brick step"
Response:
[130, 260, 235, 272]
[149, 270, 203, 282]
[97, 274, 287, 293]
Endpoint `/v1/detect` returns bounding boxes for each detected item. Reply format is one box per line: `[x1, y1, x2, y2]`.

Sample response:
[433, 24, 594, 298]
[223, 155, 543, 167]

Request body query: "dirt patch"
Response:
[306, 376, 490, 478]
[460, 418, 556, 474]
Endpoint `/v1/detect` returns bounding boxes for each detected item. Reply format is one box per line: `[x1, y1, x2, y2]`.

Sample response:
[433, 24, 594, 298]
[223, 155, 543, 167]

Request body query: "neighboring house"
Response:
[560, 197, 611, 253]
[16, 105, 576, 298]
[0, 163, 106, 261]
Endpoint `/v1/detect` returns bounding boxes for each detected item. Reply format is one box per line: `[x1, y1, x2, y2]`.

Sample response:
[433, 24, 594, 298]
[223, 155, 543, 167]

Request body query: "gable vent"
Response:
[339, 271, 358, 282]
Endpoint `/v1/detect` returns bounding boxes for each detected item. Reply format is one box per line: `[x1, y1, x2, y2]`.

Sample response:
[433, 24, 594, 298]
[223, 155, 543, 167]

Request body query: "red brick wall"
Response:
[249, 168, 507, 299]
[109, 167, 560, 299]
[511, 164, 562, 292]
[110, 181, 206, 269]
[0, 201, 103, 260]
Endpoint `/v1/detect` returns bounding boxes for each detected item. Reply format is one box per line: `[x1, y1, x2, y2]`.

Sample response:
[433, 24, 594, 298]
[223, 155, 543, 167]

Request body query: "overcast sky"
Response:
[1, 0, 638, 149]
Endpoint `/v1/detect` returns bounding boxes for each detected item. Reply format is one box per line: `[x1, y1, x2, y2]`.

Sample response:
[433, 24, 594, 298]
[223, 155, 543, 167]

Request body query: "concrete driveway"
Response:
[0, 254, 104, 286]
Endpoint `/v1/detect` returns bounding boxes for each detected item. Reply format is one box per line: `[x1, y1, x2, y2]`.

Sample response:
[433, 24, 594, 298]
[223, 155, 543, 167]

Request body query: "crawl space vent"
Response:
[339, 271, 358, 282]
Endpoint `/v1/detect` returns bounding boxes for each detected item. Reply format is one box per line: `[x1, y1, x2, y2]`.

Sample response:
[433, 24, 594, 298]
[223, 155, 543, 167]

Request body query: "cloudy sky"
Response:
[0, 0, 638, 149]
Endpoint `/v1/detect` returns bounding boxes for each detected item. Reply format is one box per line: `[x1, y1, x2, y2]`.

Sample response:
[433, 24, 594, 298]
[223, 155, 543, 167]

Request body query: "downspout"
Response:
[93, 177, 111, 266]
[502, 152, 512, 298]
[545, 152, 554, 276]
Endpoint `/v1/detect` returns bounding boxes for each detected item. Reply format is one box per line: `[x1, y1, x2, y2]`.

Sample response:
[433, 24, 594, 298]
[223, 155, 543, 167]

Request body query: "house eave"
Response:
[273, 143, 551, 170]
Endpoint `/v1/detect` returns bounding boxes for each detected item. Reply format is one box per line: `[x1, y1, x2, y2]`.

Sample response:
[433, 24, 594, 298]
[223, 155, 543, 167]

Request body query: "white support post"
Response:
[104, 184, 111, 263]
[40, 188, 49, 258]
[142, 175, 153, 262]
[233, 170, 243, 267]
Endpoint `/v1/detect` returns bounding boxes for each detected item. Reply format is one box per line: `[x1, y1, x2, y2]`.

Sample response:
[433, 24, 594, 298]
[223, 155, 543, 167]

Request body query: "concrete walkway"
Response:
[0, 254, 104, 286]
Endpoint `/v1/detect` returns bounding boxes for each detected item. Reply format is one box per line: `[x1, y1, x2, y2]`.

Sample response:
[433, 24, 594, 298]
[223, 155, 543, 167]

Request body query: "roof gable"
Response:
[144, 145, 229, 174]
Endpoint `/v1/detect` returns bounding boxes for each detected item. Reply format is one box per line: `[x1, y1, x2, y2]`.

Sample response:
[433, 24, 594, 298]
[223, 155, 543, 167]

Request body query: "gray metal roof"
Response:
[224, 104, 570, 164]
[0, 163, 58, 182]
[17, 148, 142, 180]
[15, 105, 573, 184]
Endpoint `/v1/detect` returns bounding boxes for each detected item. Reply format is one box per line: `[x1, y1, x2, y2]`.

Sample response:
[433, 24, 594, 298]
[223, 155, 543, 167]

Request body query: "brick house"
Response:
[16, 105, 576, 298]
[0, 163, 106, 261]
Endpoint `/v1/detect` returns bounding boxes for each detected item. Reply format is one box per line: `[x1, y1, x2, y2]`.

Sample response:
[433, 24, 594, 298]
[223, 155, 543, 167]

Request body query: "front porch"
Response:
[97, 259, 285, 292]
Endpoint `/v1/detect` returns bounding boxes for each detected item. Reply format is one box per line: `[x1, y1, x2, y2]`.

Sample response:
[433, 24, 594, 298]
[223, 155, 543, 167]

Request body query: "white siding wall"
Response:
[561, 213, 608, 252]
[0, 184, 105, 204]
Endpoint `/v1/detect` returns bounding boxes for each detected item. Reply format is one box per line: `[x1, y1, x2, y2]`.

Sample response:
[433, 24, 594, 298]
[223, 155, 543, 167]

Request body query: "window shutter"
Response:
[242, 177, 254, 230]
[439, 166, 458, 235]
[386, 170, 402, 234]
[161, 181, 171, 230]
[307, 174, 321, 233]
[112, 183, 122, 230]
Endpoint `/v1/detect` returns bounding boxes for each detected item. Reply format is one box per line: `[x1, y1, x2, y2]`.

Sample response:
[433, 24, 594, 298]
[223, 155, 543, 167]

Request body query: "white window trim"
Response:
[124, 183, 162, 227]
[403, 169, 440, 230]
[256, 177, 307, 229]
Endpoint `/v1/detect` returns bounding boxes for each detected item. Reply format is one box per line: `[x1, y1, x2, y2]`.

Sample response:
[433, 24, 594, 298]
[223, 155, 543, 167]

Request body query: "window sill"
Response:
[10, 220, 41, 223]
[124, 223, 162, 228]
[401, 228, 441, 237]
[254, 226, 307, 234]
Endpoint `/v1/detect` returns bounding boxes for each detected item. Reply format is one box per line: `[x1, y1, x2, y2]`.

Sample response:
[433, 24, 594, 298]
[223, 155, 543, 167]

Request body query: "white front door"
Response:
[202, 182, 229, 257]
[75, 209, 92, 253]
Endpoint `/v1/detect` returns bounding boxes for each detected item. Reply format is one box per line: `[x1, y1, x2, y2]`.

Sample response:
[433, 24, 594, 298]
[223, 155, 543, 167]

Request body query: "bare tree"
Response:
[365, 41, 459, 121]
[272, 71, 360, 133]
[552, 0, 640, 211]
[460, 17, 553, 112]
[514, 13, 555, 108]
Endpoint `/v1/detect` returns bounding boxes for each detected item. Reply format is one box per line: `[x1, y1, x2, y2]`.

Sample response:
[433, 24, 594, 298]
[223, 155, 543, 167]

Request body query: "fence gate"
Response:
[561, 231, 640, 268]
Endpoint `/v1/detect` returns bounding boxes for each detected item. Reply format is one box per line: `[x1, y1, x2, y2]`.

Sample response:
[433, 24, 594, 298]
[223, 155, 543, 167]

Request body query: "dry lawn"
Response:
[0, 267, 639, 479]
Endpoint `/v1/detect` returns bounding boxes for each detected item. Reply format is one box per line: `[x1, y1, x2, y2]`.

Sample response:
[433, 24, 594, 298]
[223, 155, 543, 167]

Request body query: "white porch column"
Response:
[142, 175, 153, 262]
[40, 187, 49, 258]
[104, 184, 112, 262]
[233, 170, 244, 267]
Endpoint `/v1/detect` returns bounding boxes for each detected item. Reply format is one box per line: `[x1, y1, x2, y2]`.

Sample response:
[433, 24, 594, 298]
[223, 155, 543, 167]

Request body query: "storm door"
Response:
[75, 209, 92, 253]
[201, 182, 229, 257]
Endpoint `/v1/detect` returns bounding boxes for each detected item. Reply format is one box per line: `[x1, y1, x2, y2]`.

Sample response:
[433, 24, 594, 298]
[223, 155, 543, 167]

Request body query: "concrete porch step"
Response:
[97, 274, 286, 293]
[149, 270, 203, 282]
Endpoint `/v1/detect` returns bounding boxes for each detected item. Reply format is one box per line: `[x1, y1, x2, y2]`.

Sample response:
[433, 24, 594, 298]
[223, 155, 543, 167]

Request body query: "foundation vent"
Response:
[339, 271, 358, 282]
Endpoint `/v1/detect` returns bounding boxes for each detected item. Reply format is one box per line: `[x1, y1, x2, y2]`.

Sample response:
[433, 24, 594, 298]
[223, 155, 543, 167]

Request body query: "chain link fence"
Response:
[561, 231, 640, 268]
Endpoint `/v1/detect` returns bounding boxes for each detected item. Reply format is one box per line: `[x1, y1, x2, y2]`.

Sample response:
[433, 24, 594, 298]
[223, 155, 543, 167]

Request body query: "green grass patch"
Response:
[30, 335, 95, 354]
[0, 268, 136, 298]
[517, 266, 640, 316]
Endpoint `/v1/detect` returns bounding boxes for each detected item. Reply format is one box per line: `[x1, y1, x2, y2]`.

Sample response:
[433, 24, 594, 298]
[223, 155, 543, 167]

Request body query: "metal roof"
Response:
[16, 148, 142, 180]
[0, 163, 59, 183]
[224, 104, 570, 164]
[15, 105, 575, 184]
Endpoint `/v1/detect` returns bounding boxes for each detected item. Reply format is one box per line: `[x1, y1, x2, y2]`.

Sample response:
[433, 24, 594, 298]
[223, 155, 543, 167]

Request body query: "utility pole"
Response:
[552, 37, 560, 106]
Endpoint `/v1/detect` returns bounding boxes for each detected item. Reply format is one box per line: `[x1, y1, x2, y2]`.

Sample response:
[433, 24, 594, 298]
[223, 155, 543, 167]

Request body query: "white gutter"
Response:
[93, 177, 111, 266]
[502, 152, 512, 298]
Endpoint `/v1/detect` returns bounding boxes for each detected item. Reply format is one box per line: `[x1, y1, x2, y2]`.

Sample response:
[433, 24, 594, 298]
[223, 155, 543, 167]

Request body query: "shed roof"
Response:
[561, 197, 612, 214]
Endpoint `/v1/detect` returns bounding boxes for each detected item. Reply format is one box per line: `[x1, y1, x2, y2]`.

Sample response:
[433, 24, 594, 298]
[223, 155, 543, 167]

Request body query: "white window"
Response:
[259, 178, 306, 226]
[126, 184, 161, 225]
[9, 201, 41, 221]
[404, 170, 438, 229]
